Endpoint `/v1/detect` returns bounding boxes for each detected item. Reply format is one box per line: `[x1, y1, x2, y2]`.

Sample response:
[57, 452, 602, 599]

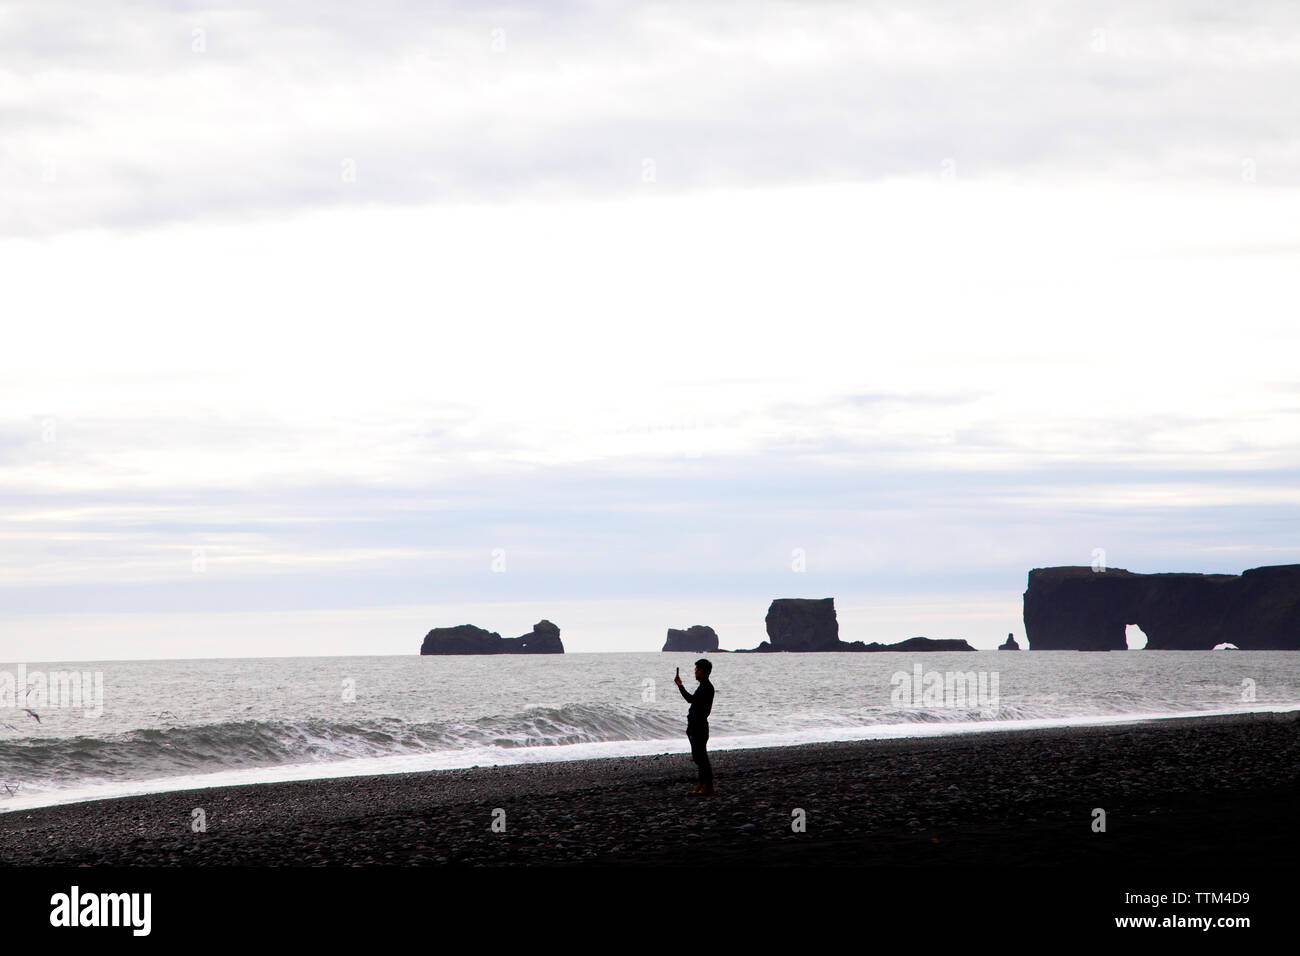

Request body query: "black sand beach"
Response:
[3, 711, 1298, 867]
[7, 712, 1300, 874]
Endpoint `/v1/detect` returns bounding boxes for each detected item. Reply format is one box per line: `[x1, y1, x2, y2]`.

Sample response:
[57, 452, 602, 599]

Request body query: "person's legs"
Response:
[688, 725, 708, 793]
[687, 724, 713, 794]
[697, 725, 713, 792]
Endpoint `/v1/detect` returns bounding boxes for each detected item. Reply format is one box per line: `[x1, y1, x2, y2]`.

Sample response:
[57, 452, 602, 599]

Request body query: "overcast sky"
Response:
[3, 1, 1299, 659]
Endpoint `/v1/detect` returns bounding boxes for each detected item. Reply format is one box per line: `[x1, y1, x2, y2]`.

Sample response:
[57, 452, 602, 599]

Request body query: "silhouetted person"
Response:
[675, 658, 715, 795]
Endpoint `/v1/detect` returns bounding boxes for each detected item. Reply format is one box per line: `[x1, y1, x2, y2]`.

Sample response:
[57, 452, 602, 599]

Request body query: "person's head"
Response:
[694, 658, 712, 681]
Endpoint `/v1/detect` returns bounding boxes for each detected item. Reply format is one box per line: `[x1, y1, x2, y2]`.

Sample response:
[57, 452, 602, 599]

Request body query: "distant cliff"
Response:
[420, 620, 564, 655]
[1023, 565, 1300, 650]
[663, 626, 719, 653]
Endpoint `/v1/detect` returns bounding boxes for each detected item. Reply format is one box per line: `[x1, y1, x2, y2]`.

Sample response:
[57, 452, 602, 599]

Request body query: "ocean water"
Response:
[2, 651, 1297, 813]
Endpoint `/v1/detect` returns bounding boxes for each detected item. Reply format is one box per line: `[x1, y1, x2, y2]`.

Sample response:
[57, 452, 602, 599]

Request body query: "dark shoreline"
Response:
[3, 710, 1299, 866]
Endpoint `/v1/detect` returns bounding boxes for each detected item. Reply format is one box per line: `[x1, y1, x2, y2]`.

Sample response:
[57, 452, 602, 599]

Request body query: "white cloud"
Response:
[4, 1, 1300, 234]
[4, 2, 1300, 656]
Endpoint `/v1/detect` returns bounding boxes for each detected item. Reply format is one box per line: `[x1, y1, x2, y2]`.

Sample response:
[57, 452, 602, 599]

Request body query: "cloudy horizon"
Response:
[3, 1, 1299, 660]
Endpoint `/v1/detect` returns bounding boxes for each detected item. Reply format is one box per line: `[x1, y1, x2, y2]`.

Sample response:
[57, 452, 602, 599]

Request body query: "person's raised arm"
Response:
[674, 666, 693, 701]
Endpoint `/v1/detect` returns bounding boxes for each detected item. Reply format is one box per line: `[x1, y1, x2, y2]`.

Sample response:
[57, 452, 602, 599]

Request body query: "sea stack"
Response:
[999, 632, 1021, 650]
[662, 626, 719, 653]
[420, 620, 564, 655]
[1022, 564, 1300, 650]
[762, 598, 840, 651]
[735, 599, 978, 652]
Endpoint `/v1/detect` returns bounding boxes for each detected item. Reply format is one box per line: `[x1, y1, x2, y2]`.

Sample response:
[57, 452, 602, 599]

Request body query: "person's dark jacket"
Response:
[678, 677, 714, 730]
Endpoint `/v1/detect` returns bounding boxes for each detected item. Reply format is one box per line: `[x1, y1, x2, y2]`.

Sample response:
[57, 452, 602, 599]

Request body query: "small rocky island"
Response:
[420, 620, 564, 655]
[662, 625, 719, 652]
[857, 636, 977, 652]
[999, 632, 1021, 650]
[735, 598, 975, 652]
